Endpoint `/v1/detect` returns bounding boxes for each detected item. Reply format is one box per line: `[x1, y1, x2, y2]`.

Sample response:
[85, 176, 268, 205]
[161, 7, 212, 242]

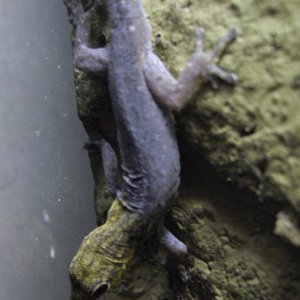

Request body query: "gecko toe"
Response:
[227, 28, 238, 42]
[207, 64, 239, 85]
[227, 72, 239, 85]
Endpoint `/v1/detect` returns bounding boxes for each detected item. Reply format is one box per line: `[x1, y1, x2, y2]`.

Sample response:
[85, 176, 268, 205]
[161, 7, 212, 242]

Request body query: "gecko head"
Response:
[69, 201, 139, 299]
[69, 245, 129, 300]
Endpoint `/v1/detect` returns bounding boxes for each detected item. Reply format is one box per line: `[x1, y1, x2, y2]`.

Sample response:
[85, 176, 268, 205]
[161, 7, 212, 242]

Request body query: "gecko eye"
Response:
[93, 282, 109, 298]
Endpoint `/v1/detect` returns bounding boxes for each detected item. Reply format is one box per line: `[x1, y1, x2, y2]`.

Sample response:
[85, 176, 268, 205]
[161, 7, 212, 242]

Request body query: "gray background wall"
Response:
[0, 1, 96, 299]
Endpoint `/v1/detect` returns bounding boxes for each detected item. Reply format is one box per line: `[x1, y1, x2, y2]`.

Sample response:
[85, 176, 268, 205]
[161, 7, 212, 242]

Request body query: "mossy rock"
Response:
[144, 0, 300, 245]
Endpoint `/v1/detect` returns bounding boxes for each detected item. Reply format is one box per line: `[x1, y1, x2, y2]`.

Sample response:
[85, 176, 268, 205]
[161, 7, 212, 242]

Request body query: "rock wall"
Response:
[145, 0, 300, 245]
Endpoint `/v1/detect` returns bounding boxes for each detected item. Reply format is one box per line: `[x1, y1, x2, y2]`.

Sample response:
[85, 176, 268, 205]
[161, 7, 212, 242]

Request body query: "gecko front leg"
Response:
[144, 28, 238, 110]
[69, 0, 109, 75]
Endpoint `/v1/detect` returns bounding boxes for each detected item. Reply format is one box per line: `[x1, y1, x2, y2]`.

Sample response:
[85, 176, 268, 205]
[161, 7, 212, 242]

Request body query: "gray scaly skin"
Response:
[106, 0, 181, 216]
[64, 0, 238, 298]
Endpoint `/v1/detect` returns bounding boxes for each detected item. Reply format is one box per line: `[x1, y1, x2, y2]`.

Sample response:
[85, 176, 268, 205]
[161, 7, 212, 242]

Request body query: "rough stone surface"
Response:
[169, 151, 300, 300]
[69, 0, 300, 299]
[144, 0, 300, 245]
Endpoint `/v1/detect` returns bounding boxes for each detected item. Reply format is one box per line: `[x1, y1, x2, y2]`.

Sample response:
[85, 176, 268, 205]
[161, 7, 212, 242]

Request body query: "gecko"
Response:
[64, 0, 238, 299]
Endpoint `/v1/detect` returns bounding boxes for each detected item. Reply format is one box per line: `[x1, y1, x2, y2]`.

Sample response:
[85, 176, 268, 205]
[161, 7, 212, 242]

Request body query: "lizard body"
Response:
[105, 0, 180, 215]
[64, 0, 238, 298]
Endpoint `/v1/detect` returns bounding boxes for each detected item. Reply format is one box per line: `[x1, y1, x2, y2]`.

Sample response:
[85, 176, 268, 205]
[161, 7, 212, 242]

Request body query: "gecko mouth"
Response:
[93, 282, 109, 299]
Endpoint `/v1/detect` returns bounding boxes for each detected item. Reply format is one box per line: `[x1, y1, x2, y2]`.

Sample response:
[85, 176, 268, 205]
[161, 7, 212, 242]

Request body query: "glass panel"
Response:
[0, 1, 96, 299]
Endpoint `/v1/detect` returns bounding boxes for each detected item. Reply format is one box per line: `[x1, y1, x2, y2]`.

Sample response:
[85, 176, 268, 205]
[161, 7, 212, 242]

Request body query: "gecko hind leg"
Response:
[144, 27, 238, 111]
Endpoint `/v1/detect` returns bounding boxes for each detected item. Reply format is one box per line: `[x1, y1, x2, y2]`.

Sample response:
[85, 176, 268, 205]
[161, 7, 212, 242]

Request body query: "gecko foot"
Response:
[191, 27, 238, 86]
[64, 0, 84, 25]
[83, 139, 102, 152]
[64, 0, 101, 27]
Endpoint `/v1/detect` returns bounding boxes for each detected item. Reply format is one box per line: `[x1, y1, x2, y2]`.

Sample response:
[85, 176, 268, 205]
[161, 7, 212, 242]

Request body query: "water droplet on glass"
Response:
[50, 247, 55, 259]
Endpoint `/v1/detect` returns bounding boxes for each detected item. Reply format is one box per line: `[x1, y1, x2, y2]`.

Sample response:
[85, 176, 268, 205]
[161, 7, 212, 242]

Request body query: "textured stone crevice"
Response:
[169, 142, 300, 299]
